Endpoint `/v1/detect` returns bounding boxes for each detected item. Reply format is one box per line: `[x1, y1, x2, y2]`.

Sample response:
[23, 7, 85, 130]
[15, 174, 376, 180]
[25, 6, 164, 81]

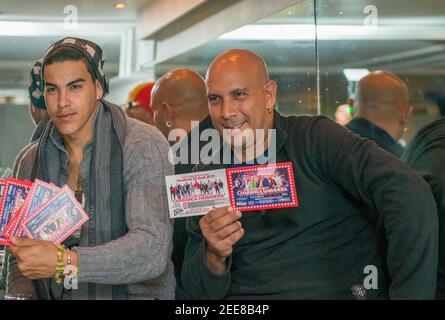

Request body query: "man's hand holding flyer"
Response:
[0, 178, 88, 245]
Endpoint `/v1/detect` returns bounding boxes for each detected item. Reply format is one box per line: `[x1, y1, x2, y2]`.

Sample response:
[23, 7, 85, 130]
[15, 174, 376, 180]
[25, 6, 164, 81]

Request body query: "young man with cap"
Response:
[27, 59, 50, 142]
[6, 37, 174, 300]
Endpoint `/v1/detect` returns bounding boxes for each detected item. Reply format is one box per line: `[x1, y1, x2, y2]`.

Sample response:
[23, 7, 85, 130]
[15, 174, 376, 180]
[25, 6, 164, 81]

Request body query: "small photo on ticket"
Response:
[165, 169, 230, 218]
[226, 162, 299, 212]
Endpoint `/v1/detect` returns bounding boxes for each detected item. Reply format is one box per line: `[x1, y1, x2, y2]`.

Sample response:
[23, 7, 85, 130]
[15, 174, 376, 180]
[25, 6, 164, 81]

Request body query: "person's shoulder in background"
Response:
[123, 117, 173, 184]
[11, 141, 39, 180]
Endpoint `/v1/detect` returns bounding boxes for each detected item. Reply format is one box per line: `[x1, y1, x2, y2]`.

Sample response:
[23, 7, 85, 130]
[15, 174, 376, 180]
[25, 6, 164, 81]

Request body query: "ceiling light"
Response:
[218, 24, 445, 41]
[114, 3, 126, 9]
[343, 69, 370, 82]
[219, 24, 316, 41]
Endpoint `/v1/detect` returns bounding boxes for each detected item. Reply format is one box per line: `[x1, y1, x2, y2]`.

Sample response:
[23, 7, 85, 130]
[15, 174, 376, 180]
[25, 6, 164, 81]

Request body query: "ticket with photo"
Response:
[165, 162, 299, 218]
[2, 179, 60, 240]
[23, 185, 89, 245]
[165, 169, 230, 218]
[226, 162, 298, 212]
[0, 178, 32, 245]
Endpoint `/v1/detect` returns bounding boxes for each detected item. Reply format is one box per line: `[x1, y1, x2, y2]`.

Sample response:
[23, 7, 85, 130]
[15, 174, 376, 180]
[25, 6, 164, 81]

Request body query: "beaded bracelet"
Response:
[64, 249, 79, 286]
[67, 248, 72, 266]
[54, 245, 66, 284]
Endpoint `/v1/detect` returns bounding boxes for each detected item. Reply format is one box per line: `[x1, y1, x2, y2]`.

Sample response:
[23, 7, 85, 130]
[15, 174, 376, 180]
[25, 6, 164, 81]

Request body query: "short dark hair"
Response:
[43, 47, 97, 82]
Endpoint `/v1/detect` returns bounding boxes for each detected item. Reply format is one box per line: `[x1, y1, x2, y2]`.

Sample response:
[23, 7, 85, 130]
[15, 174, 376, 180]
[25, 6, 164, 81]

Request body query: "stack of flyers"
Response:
[0, 178, 89, 245]
[165, 162, 299, 219]
[2, 180, 59, 240]
[0, 178, 32, 245]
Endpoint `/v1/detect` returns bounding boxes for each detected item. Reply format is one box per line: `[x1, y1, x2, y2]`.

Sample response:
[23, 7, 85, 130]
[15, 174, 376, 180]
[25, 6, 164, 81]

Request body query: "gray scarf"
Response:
[30, 100, 128, 300]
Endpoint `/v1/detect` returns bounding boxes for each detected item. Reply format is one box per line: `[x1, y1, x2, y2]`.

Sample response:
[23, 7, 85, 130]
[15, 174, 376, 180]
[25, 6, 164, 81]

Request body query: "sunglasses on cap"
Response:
[123, 101, 142, 109]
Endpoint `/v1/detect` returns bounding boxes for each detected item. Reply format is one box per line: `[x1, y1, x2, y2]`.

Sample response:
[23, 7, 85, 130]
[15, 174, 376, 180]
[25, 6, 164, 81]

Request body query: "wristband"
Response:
[54, 245, 66, 284]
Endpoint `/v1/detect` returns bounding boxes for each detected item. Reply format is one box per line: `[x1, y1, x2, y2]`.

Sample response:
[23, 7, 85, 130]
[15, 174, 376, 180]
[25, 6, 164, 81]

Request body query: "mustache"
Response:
[54, 110, 76, 117]
[221, 121, 245, 128]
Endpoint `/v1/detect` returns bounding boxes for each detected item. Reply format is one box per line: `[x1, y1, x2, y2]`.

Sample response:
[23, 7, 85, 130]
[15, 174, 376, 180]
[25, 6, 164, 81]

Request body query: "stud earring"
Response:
[166, 120, 172, 128]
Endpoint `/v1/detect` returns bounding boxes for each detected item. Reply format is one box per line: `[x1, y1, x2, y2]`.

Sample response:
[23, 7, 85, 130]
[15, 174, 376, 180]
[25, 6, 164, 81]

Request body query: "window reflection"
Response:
[155, 2, 317, 116]
[317, 0, 445, 143]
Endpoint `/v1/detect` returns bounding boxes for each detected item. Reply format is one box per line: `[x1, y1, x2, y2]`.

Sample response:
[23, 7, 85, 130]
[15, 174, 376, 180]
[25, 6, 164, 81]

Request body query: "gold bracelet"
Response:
[54, 245, 66, 284]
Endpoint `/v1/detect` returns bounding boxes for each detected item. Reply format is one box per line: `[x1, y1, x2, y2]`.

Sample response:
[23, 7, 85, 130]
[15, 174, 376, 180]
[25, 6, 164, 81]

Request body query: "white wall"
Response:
[0, 104, 35, 169]
[106, 72, 155, 107]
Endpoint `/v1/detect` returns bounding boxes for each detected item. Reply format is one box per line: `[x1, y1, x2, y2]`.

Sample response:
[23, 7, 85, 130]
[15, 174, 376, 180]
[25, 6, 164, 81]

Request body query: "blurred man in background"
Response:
[14, 59, 50, 177]
[151, 67, 212, 299]
[124, 82, 155, 125]
[27, 59, 50, 142]
[347, 71, 413, 158]
[335, 104, 353, 126]
[403, 118, 445, 299]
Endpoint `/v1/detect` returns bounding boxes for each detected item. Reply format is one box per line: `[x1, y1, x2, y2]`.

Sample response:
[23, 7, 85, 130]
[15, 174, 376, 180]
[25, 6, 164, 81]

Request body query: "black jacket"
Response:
[403, 118, 445, 299]
[347, 117, 404, 158]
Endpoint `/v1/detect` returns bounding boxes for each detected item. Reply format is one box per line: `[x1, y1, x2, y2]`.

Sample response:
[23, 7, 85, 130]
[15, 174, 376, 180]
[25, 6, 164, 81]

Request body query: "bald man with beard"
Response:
[347, 71, 413, 158]
[151, 68, 212, 299]
[181, 49, 438, 300]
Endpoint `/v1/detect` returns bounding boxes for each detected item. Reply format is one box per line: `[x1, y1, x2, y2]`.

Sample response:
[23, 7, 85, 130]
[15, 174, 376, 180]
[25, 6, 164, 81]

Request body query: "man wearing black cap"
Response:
[6, 37, 174, 300]
[27, 59, 50, 142]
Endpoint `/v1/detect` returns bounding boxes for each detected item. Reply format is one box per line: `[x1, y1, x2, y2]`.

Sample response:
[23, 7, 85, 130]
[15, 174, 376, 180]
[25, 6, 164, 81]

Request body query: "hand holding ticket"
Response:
[165, 162, 299, 219]
[199, 206, 244, 274]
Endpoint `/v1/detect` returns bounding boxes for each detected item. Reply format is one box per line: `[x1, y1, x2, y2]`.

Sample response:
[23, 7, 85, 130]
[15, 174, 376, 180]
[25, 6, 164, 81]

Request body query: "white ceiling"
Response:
[155, 0, 445, 118]
[0, 0, 146, 21]
[2, 0, 445, 96]
[158, 0, 445, 76]
[0, 0, 144, 91]
[0, 35, 122, 90]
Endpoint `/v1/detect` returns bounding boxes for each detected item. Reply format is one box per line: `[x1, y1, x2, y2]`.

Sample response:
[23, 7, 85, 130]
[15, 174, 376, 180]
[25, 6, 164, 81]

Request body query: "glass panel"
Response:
[316, 0, 445, 142]
[155, 1, 318, 116]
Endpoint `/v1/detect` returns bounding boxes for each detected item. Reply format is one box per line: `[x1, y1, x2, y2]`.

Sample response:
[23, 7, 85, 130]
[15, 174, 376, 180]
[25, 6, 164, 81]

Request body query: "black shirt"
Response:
[182, 111, 438, 299]
[347, 117, 404, 158]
